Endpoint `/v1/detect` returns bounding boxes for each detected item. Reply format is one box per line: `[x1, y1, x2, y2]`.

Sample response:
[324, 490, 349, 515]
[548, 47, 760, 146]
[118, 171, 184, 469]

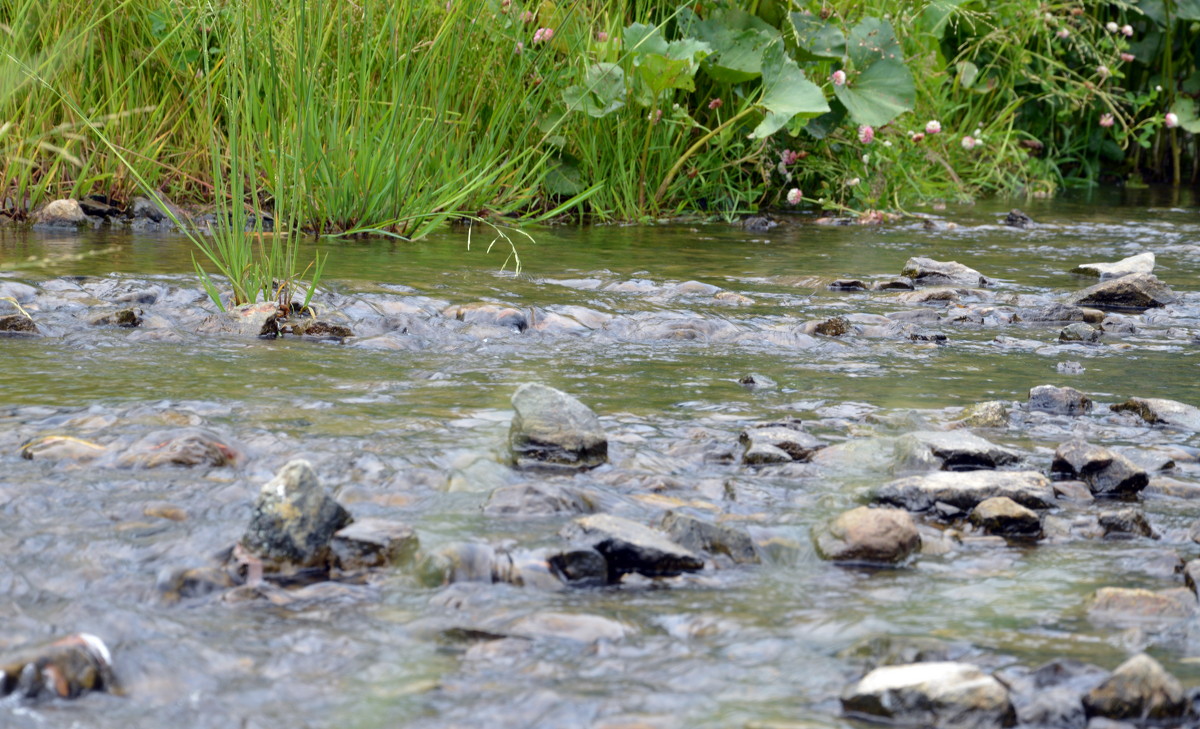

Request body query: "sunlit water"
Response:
[1, 190, 1198, 728]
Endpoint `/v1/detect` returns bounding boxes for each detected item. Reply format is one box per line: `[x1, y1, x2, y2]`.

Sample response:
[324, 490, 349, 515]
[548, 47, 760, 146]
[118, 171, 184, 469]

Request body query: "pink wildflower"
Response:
[786, 188, 803, 205]
[858, 125, 874, 144]
[1166, 112, 1180, 128]
[649, 109, 662, 124]
[1099, 113, 1115, 128]
[514, 41, 524, 54]
[1097, 65, 1110, 80]
[925, 120, 942, 135]
[596, 31, 609, 42]
[708, 98, 722, 110]
[780, 149, 799, 166]
[1056, 28, 1070, 39]
[911, 132, 925, 143]
[532, 27, 554, 43]
[520, 10, 535, 23]
[831, 70, 847, 87]
[961, 135, 977, 150]
[1120, 52, 1135, 62]
[1121, 24, 1133, 37]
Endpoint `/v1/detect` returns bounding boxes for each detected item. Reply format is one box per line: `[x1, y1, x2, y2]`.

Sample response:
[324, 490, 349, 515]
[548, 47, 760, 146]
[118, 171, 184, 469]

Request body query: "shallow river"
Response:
[1, 191, 1199, 728]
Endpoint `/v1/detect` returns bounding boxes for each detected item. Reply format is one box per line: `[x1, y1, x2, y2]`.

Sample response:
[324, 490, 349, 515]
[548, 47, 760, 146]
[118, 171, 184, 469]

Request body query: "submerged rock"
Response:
[970, 497, 1041, 538]
[901, 257, 991, 287]
[197, 301, 282, 338]
[1028, 385, 1092, 416]
[509, 383, 608, 470]
[1111, 397, 1200, 432]
[444, 302, 528, 331]
[1083, 653, 1186, 722]
[1050, 440, 1148, 497]
[842, 661, 1016, 728]
[661, 511, 759, 564]
[894, 430, 1022, 472]
[331, 519, 419, 570]
[483, 482, 597, 516]
[113, 428, 239, 468]
[875, 471, 1055, 512]
[89, 307, 142, 327]
[1072, 251, 1155, 279]
[240, 460, 353, 572]
[814, 506, 921, 565]
[739, 424, 827, 464]
[560, 514, 703, 580]
[1000, 659, 1109, 729]
[0, 633, 116, 700]
[1065, 273, 1176, 310]
[1086, 587, 1196, 627]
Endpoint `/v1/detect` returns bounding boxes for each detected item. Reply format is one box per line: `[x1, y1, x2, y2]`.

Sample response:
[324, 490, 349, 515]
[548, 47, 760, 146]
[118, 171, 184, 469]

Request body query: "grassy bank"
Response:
[2, 0, 1198, 234]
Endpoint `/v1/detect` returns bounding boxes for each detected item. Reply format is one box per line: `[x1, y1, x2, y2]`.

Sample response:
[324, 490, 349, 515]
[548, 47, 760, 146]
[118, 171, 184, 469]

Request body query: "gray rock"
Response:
[1059, 322, 1101, 342]
[1028, 385, 1092, 415]
[1017, 303, 1087, 322]
[483, 482, 597, 516]
[999, 659, 1109, 729]
[814, 506, 921, 565]
[0, 281, 37, 303]
[1005, 209, 1033, 228]
[197, 302, 281, 338]
[739, 424, 827, 463]
[331, 519, 418, 570]
[874, 277, 915, 291]
[742, 442, 792, 465]
[970, 497, 1041, 538]
[954, 401, 1009, 428]
[1051, 441, 1148, 497]
[130, 194, 186, 226]
[894, 430, 1022, 472]
[559, 514, 703, 580]
[1086, 587, 1196, 627]
[875, 470, 1055, 512]
[1072, 252, 1156, 279]
[240, 460, 353, 571]
[1111, 397, 1200, 432]
[509, 383, 607, 470]
[89, 308, 142, 327]
[443, 302, 528, 331]
[1065, 273, 1176, 310]
[842, 661, 1016, 729]
[661, 512, 759, 564]
[32, 199, 88, 229]
[840, 635, 963, 670]
[1083, 654, 1186, 721]
[901, 257, 991, 287]
[493, 546, 609, 589]
[1097, 509, 1154, 539]
[416, 542, 502, 586]
[1184, 560, 1200, 598]
[1057, 361, 1085, 375]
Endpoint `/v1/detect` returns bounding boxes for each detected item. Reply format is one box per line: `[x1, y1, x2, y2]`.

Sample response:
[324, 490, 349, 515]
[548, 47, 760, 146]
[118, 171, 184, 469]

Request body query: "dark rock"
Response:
[909, 331, 948, 343]
[739, 424, 827, 463]
[240, 460, 353, 572]
[661, 512, 759, 564]
[509, 383, 607, 470]
[89, 308, 142, 327]
[742, 442, 792, 465]
[113, 428, 239, 468]
[1083, 654, 1186, 721]
[842, 661, 1016, 728]
[0, 633, 116, 700]
[1000, 659, 1109, 729]
[545, 547, 609, 587]
[1087, 587, 1196, 627]
[741, 214, 776, 232]
[32, 199, 88, 229]
[970, 497, 1041, 538]
[130, 194, 186, 225]
[1065, 273, 1176, 310]
[1059, 322, 1101, 342]
[1111, 397, 1200, 432]
[0, 313, 38, 335]
[78, 197, 119, 218]
[873, 277, 915, 291]
[293, 320, 353, 339]
[804, 316, 852, 336]
[814, 506, 921, 565]
[877, 470, 1054, 512]
[1051, 440, 1148, 497]
[559, 514, 703, 580]
[157, 565, 238, 603]
[1028, 385, 1092, 415]
[901, 256, 991, 287]
[1097, 509, 1154, 539]
[484, 482, 597, 516]
[197, 302, 281, 338]
[894, 430, 1022, 471]
[829, 279, 868, 291]
[737, 373, 776, 388]
[1184, 560, 1200, 598]
[1072, 252, 1155, 279]
[331, 519, 419, 570]
[1005, 209, 1033, 228]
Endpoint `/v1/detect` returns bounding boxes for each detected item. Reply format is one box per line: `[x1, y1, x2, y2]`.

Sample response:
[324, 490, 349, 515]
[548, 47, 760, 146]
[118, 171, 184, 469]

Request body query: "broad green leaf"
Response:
[563, 63, 625, 118]
[635, 54, 696, 104]
[684, 8, 780, 84]
[804, 100, 847, 140]
[834, 57, 915, 127]
[1171, 97, 1200, 133]
[790, 13, 845, 60]
[666, 38, 711, 64]
[1177, 0, 1200, 20]
[751, 43, 830, 138]
[544, 156, 583, 196]
[846, 17, 904, 68]
[623, 23, 668, 57]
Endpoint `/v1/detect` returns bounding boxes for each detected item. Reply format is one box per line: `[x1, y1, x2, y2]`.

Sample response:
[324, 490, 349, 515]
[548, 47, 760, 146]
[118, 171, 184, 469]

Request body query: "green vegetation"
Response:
[2, 0, 1198, 239]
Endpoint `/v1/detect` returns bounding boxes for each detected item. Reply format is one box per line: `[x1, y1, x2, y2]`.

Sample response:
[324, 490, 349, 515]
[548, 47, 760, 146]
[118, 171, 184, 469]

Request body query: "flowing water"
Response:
[1, 191, 1199, 728]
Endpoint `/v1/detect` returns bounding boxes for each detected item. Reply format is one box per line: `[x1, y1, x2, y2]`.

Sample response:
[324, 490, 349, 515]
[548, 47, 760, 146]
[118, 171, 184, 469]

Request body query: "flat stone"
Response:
[1028, 385, 1092, 415]
[1086, 587, 1196, 627]
[661, 512, 759, 564]
[1065, 273, 1176, 310]
[1111, 397, 1200, 432]
[1051, 440, 1148, 497]
[331, 519, 418, 570]
[894, 430, 1022, 472]
[739, 425, 827, 463]
[742, 442, 792, 465]
[560, 514, 702, 580]
[1072, 252, 1155, 279]
[875, 470, 1055, 512]
[1083, 654, 1186, 721]
[1059, 322, 1100, 342]
[814, 506, 921, 565]
[901, 257, 991, 287]
[89, 308, 142, 327]
[240, 460, 353, 571]
[483, 483, 597, 516]
[509, 383, 607, 470]
[842, 661, 1016, 729]
[970, 497, 1041, 538]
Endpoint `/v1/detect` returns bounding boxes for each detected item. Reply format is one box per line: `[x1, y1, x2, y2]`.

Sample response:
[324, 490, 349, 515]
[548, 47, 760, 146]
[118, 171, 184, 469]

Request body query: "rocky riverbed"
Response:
[1, 197, 1199, 728]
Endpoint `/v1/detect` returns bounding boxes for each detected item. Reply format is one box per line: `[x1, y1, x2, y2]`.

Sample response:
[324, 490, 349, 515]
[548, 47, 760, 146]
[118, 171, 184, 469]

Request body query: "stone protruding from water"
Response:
[1072, 251, 1155, 279]
[893, 430, 1022, 472]
[1066, 272, 1176, 310]
[0, 313, 38, 335]
[560, 514, 702, 580]
[1111, 397, 1200, 431]
[0, 633, 116, 700]
[875, 471, 1055, 512]
[842, 661, 1016, 729]
[1050, 440, 1148, 497]
[1005, 209, 1033, 228]
[814, 506, 920, 565]
[739, 423, 826, 465]
[1028, 385, 1092, 415]
[1086, 587, 1197, 627]
[1083, 654, 1186, 722]
[661, 511, 760, 564]
[901, 257, 991, 287]
[32, 199, 89, 230]
[330, 519, 418, 570]
[240, 460, 353, 572]
[198, 301, 281, 338]
[970, 497, 1041, 538]
[509, 383, 608, 470]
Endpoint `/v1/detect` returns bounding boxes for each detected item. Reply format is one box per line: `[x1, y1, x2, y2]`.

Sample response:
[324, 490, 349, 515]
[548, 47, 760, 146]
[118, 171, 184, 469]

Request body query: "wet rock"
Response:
[1005, 209, 1033, 228]
[483, 482, 597, 516]
[842, 661, 1016, 728]
[894, 430, 1022, 472]
[130, 194, 186, 226]
[0, 280, 37, 303]
[157, 565, 238, 603]
[1083, 653, 1186, 722]
[32, 199, 88, 229]
[738, 373, 776, 389]
[559, 514, 703, 580]
[0, 313, 38, 335]
[89, 307, 142, 327]
[739, 424, 827, 464]
[814, 506, 921, 565]
[804, 316, 852, 336]
[508, 611, 628, 643]
[1100, 314, 1138, 334]
[331, 519, 419, 570]
[197, 301, 281, 338]
[970, 497, 1041, 538]
[875, 470, 1055, 512]
[840, 635, 963, 670]
[829, 279, 868, 291]
[873, 277, 915, 291]
[1097, 508, 1154, 539]
[1059, 322, 1101, 342]
[1111, 397, 1200, 432]
[1051, 440, 1148, 497]
[954, 401, 1009, 428]
[20, 435, 107, 463]
[999, 659, 1109, 729]
[509, 383, 608, 470]
[741, 214, 776, 232]
[0, 633, 116, 700]
[661, 512, 759, 564]
[291, 320, 354, 339]
[1065, 273, 1176, 310]
[1185, 560, 1200, 598]
[416, 542, 502, 586]
[1053, 480, 1094, 503]
[443, 302, 528, 331]
[1086, 587, 1196, 627]
[1028, 385, 1092, 415]
[240, 460, 353, 572]
[1057, 361, 1085, 375]
[113, 428, 239, 468]
[1016, 303, 1087, 322]
[1073, 252, 1155, 279]
[901, 257, 991, 287]
[78, 196, 119, 218]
